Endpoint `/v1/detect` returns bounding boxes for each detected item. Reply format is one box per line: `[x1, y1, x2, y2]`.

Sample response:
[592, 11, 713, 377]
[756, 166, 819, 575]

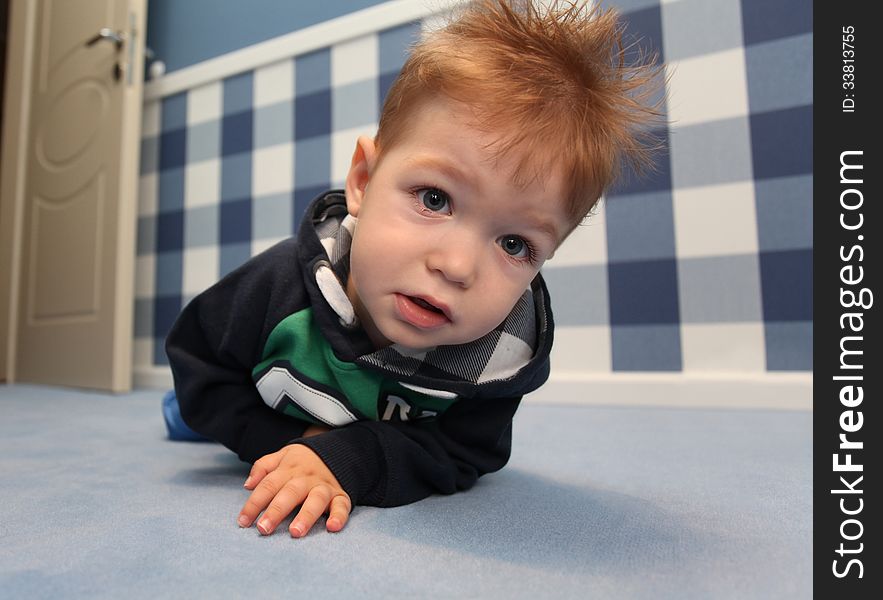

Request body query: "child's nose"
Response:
[426, 232, 479, 287]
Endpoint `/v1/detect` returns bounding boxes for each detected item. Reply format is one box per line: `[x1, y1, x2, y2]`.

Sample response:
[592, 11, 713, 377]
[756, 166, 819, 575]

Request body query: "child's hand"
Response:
[237, 441, 351, 538]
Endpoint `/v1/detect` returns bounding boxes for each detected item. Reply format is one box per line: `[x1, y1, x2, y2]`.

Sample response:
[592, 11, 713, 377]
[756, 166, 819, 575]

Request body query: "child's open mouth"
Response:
[410, 296, 444, 314]
[395, 294, 451, 329]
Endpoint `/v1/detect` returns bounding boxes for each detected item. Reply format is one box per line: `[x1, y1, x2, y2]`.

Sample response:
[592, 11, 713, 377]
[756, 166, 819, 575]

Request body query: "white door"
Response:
[13, 0, 146, 391]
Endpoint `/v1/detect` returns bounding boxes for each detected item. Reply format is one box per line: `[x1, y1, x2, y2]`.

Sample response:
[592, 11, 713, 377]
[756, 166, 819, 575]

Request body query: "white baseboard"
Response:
[527, 372, 813, 411]
[136, 365, 812, 411]
[134, 366, 174, 390]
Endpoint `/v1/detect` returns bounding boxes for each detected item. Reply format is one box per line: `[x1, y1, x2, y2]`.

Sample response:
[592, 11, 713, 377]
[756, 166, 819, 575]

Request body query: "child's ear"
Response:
[344, 136, 377, 217]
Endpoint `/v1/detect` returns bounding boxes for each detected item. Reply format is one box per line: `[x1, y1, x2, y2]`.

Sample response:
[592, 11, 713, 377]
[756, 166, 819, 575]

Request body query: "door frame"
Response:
[0, 0, 36, 384]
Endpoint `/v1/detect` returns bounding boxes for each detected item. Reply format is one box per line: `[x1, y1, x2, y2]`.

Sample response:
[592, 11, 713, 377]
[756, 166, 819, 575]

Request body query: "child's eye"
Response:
[499, 235, 532, 260]
[416, 188, 451, 214]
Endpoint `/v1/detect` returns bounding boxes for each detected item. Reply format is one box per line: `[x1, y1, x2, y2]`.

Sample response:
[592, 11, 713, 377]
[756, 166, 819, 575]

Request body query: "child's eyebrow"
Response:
[523, 215, 561, 245]
[403, 156, 474, 190]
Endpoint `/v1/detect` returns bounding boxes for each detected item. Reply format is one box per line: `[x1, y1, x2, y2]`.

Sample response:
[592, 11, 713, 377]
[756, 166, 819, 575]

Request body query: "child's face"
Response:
[344, 97, 569, 350]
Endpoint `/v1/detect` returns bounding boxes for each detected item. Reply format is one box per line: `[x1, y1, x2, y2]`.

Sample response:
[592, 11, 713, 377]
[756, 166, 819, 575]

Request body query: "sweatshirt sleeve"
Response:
[165, 246, 311, 464]
[295, 394, 521, 507]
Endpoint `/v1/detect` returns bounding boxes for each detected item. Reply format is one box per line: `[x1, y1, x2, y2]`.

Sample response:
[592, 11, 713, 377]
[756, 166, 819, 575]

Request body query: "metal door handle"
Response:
[86, 28, 125, 51]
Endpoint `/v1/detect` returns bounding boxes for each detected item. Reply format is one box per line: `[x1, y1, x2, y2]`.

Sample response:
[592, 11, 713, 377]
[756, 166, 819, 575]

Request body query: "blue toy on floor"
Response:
[162, 390, 211, 442]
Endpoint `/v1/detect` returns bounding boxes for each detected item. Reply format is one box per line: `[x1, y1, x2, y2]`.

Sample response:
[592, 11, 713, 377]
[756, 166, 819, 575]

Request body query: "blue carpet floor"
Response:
[0, 384, 812, 598]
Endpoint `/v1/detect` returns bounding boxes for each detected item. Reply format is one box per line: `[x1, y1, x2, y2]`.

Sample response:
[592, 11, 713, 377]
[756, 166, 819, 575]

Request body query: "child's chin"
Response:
[386, 334, 441, 352]
[386, 327, 484, 351]
[384, 326, 449, 350]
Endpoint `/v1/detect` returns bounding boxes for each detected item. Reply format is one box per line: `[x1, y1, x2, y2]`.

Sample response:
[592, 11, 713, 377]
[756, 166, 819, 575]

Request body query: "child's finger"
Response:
[244, 449, 284, 489]
[238, 472, 288, 529]
[254, 480, 309, 536]
[325, 494, 351, 533]
[289, 485, 334, 538]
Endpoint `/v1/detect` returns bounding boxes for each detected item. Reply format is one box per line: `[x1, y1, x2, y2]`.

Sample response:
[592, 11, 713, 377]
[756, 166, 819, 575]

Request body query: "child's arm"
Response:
[295, 394, 522, 507]
[165, 240, 314, 462]
[235, 396, 519, 536]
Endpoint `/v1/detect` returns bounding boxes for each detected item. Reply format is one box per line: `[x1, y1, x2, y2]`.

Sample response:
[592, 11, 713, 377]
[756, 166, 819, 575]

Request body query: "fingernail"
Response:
[258, 519, 271, 535]
[238, 514, 249, 527]
[326, 518, 339, 531]
[244, 476, 253, 488]
[291, 523, 304, 537]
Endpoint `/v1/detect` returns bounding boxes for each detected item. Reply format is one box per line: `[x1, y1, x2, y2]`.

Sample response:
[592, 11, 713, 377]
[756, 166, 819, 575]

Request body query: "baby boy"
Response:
[166, 0, 661, 538]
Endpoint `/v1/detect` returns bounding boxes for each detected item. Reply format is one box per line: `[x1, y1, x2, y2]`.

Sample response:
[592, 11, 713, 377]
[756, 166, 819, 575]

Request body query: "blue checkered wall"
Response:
[136, 0, 812, 377]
